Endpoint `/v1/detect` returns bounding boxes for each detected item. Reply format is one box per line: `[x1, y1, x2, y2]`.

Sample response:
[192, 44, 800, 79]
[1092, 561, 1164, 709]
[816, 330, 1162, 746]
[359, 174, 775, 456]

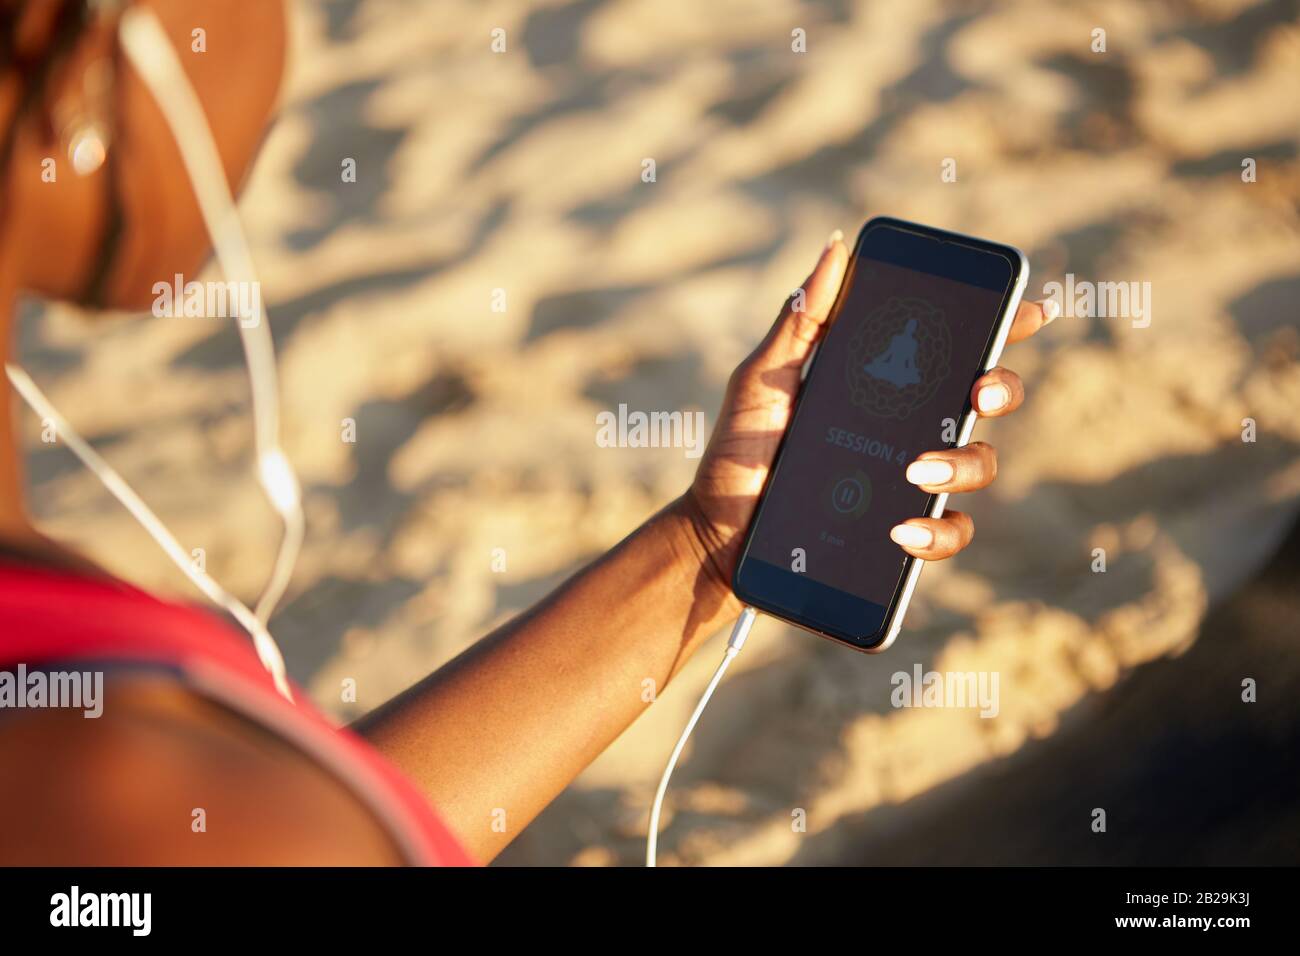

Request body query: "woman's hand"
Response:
[675, 231, 1057, 609]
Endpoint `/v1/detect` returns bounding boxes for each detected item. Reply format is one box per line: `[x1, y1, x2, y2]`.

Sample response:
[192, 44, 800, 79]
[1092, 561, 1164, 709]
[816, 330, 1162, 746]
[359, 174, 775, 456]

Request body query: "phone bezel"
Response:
[730, 216, 1029, 652]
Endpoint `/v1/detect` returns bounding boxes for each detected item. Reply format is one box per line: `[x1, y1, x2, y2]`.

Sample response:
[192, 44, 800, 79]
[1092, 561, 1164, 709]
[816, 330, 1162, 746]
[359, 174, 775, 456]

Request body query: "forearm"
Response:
[353, 494, 741, 862]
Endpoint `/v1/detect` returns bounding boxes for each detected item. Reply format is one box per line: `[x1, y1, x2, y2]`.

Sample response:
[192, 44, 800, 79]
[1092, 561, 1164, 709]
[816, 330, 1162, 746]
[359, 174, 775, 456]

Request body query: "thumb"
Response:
[754, 230, 849, 370]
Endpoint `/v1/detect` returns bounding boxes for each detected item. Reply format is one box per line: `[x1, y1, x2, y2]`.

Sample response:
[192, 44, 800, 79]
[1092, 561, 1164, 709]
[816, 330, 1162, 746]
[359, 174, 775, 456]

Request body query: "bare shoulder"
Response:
[0, 672, 402, 864]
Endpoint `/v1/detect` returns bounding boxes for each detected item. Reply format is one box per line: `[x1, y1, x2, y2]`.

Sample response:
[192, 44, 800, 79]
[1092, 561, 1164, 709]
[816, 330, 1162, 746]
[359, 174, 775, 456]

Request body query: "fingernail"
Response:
[906, 459, 954, 486]
[1042, 298, 1061, 324]
[890, 524, 933, 549]
[825, 228, 844, 250]
[977, 383, 1010, 413]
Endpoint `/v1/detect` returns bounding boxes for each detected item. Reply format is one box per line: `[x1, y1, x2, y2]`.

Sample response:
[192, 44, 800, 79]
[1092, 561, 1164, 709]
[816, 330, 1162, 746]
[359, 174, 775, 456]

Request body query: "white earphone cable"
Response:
[646, 606, 758, 867]
[116, 6, 304, 625]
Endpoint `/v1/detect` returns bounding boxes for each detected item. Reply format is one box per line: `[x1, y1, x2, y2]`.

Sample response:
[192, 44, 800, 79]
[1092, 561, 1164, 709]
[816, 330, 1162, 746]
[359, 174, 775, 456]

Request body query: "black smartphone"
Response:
[732, 216, 1028, 652]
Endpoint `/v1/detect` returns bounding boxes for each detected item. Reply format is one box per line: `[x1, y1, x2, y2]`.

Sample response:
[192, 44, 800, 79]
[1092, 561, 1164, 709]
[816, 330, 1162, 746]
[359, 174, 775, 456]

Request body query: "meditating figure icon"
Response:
[864, 318, 921, 387]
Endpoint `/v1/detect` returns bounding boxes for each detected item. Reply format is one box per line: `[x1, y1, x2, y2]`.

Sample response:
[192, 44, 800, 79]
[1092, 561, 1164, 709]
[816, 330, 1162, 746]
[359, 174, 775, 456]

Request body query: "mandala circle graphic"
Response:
[845, 296, 951, 419]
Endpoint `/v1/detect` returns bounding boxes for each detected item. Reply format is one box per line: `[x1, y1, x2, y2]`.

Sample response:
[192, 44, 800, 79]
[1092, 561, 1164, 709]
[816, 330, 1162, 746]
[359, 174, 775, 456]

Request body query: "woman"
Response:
[0, 0, 1052, 864]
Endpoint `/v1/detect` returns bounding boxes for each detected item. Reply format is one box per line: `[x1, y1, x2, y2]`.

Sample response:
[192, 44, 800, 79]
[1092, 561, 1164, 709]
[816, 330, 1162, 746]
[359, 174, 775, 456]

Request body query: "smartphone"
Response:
[732, 216, 1028, 652]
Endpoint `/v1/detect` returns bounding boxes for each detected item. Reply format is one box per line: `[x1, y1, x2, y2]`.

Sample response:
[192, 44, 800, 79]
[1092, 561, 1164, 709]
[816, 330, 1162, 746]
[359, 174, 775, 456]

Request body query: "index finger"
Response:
[1006, 298, 1060, 345]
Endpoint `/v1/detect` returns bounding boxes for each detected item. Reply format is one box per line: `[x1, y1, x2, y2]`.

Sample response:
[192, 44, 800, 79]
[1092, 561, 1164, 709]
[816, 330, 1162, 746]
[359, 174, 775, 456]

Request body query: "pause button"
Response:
[828, 471, 871, 518]
[832, 478, 864, 512]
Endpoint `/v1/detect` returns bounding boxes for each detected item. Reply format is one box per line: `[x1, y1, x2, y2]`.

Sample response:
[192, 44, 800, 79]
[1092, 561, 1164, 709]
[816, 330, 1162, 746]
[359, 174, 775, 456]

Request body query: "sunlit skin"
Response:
[0, 1, 1052, 864]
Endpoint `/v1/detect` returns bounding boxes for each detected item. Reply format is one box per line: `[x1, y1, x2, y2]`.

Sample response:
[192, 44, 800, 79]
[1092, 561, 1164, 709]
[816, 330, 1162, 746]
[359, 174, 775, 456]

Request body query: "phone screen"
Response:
[733, 220, 1020, 647]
